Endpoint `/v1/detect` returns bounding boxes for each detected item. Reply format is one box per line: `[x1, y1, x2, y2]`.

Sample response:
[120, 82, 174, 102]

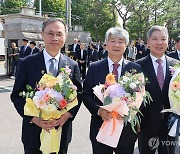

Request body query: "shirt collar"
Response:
[43, 49, 60, 63]
[107, 57, 123, 68]
[177, 50, 180, 55]
[150, 53, 166, 64]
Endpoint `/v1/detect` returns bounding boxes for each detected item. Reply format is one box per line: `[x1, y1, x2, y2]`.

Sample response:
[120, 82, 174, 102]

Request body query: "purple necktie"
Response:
[112, 63, 119, 82]
[156, 59, 164, 90]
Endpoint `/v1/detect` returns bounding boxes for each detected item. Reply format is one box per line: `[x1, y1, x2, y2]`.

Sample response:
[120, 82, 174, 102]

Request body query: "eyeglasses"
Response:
[43, 31, 65, 39]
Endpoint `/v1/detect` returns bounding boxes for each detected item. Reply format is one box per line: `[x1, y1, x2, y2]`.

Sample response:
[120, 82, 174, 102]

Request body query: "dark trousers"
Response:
[91, 139, 135, 154]
[138, 129, 169, 154]
[11, 60, 19, 76]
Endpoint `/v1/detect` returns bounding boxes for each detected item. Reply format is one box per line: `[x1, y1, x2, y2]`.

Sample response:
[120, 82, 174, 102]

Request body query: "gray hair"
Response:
[42, 18, 68, 34]
[147, 25, 168, 39]
[105, 27, 129, 46]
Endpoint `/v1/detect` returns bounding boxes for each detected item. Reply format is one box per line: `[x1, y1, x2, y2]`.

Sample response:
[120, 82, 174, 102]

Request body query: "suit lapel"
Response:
[144, 55, 161, 90]
[99, 59, 109, 83]
[162, 56, 173, 91]
[121, 59, 129, 76]
[36, 51, 47, 75]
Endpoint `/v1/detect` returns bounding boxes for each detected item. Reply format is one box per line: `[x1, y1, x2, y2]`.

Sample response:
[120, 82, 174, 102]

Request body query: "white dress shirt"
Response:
[150, 54, 166, 79]
[107, 57, 123, 79]
[43, 49, 60, 73]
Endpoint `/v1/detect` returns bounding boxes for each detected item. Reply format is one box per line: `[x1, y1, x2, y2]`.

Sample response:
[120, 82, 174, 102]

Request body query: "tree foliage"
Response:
[71, 0, 117, 41]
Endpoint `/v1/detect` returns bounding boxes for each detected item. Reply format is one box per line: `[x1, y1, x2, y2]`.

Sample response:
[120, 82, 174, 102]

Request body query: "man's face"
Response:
[11, 43, 16, 48]
[176, 41, 180, 51]
[106, 35, 126, 59]
[30, 44, 35, 49]
[41, 21, 66, 54]
[147, 30, 168, 58]
[22, 41, 28, 46]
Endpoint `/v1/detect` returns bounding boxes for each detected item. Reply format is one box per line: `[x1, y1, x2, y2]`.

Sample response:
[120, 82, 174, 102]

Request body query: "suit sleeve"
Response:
[68, 61, 82, 119]
[10, 59, 33, 123]
[82, 65, 100, 115]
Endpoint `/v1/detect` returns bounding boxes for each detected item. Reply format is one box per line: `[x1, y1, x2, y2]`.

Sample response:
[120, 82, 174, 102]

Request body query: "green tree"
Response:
[0, 0, 27, 15]
[72, 0, 117, 41]
[34, 0, 65, 18]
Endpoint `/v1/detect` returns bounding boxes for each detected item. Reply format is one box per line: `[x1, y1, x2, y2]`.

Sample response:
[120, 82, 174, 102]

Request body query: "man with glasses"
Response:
[11, 18, 82, 154]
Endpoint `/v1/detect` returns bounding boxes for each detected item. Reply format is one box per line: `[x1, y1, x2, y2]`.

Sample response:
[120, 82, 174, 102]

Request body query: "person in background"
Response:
[8, 42, 20, 79]
[136, 39, 145, 60]
[19, 39, 32, 58]
[29, 41, 40, 55]
[38, 43, 44, 51]
[77, 43, 88, 80]
[136, 26, 180, 154]
[11, 18, 82, 154]
[99, 43, 108, 60]
[87, 42, 98, 66]
[168, 36, 180, 61]
[127, 41, 137, 61]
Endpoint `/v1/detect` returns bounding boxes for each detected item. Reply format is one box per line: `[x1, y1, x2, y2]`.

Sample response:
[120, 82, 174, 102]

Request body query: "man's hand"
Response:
[53, 112, 72, 130]
[98, 108, 112, 121]
[31, 117, 55, 133]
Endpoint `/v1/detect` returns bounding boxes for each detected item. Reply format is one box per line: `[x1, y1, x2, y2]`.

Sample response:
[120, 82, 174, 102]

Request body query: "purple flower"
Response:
[107, 84, 126, 99]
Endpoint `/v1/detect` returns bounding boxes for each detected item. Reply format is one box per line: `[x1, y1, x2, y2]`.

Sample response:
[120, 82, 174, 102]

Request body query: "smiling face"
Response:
[106, 35, 127, 62]
[148, 30, 168, 58]
[41, 21, 67, 57]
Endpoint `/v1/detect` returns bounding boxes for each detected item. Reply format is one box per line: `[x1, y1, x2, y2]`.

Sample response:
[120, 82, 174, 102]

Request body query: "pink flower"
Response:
[169, 66, 176, 75]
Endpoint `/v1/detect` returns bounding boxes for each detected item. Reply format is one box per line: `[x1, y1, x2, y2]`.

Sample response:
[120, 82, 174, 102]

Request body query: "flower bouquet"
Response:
[93, 70, 151, 147]
[19, 66, 78, 154]
[161, 64, 180, 153]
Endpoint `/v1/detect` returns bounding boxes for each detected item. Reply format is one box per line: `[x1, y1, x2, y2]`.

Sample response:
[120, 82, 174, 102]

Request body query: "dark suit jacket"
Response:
[99, 50, 108, 60]
[19, 45, 32, 58]
[77, 49, 87, 61]
[31, 47, 40, 54]
[136, 55, 180, 134]
[168, 50, 180, 61]
[11, 51, 82, 150]
[87, 49, 98, 65]
[83, 58, 142, 147]
[136, 44, 145, 59]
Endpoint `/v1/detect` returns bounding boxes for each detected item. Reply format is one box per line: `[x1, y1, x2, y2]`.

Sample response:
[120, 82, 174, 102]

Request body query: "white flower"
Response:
[129, 82, 136, 89]
[44, 104, 57, 111]
[122, 76, 129, 82]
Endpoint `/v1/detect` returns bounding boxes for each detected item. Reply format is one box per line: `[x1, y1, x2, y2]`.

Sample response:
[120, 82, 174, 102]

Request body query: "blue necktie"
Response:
[49, 58, 57, 77]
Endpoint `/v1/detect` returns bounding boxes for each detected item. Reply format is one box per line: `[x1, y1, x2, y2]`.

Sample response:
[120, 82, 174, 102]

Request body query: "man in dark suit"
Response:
[99, 43, 108, 60]
[76, 43, 87, 80]
[83, 27, 142, 154]
[11, 18, 82, 154]
[19, 38, 32, 58]
[87, 43, 98, 66]
[136, 39, 145, 60]
[136, 26, 180, 154]
[168, 36, 180, 61]
[29, 41, 41, 54]
[68, 38, 80, 61]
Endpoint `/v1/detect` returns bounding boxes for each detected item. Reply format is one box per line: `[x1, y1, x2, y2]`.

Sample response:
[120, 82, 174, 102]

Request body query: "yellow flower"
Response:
[171, 81, 180, 91]
[106, 74, 116, 85]
[39, 74, 58, 88]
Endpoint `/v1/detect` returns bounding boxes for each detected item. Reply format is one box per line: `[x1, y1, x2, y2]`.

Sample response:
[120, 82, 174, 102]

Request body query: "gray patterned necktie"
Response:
[49, 58, 57, 77]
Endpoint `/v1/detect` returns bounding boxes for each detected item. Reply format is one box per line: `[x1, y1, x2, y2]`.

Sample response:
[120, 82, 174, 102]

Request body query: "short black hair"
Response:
[176, 36, 180, 43]
[22, 38, 28, 42]
[30, 41, 36, 46]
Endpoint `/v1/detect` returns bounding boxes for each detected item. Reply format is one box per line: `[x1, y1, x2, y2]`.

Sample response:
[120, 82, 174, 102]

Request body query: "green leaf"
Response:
[26, 85, 33, 92]
[104, 96, 112, 106]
